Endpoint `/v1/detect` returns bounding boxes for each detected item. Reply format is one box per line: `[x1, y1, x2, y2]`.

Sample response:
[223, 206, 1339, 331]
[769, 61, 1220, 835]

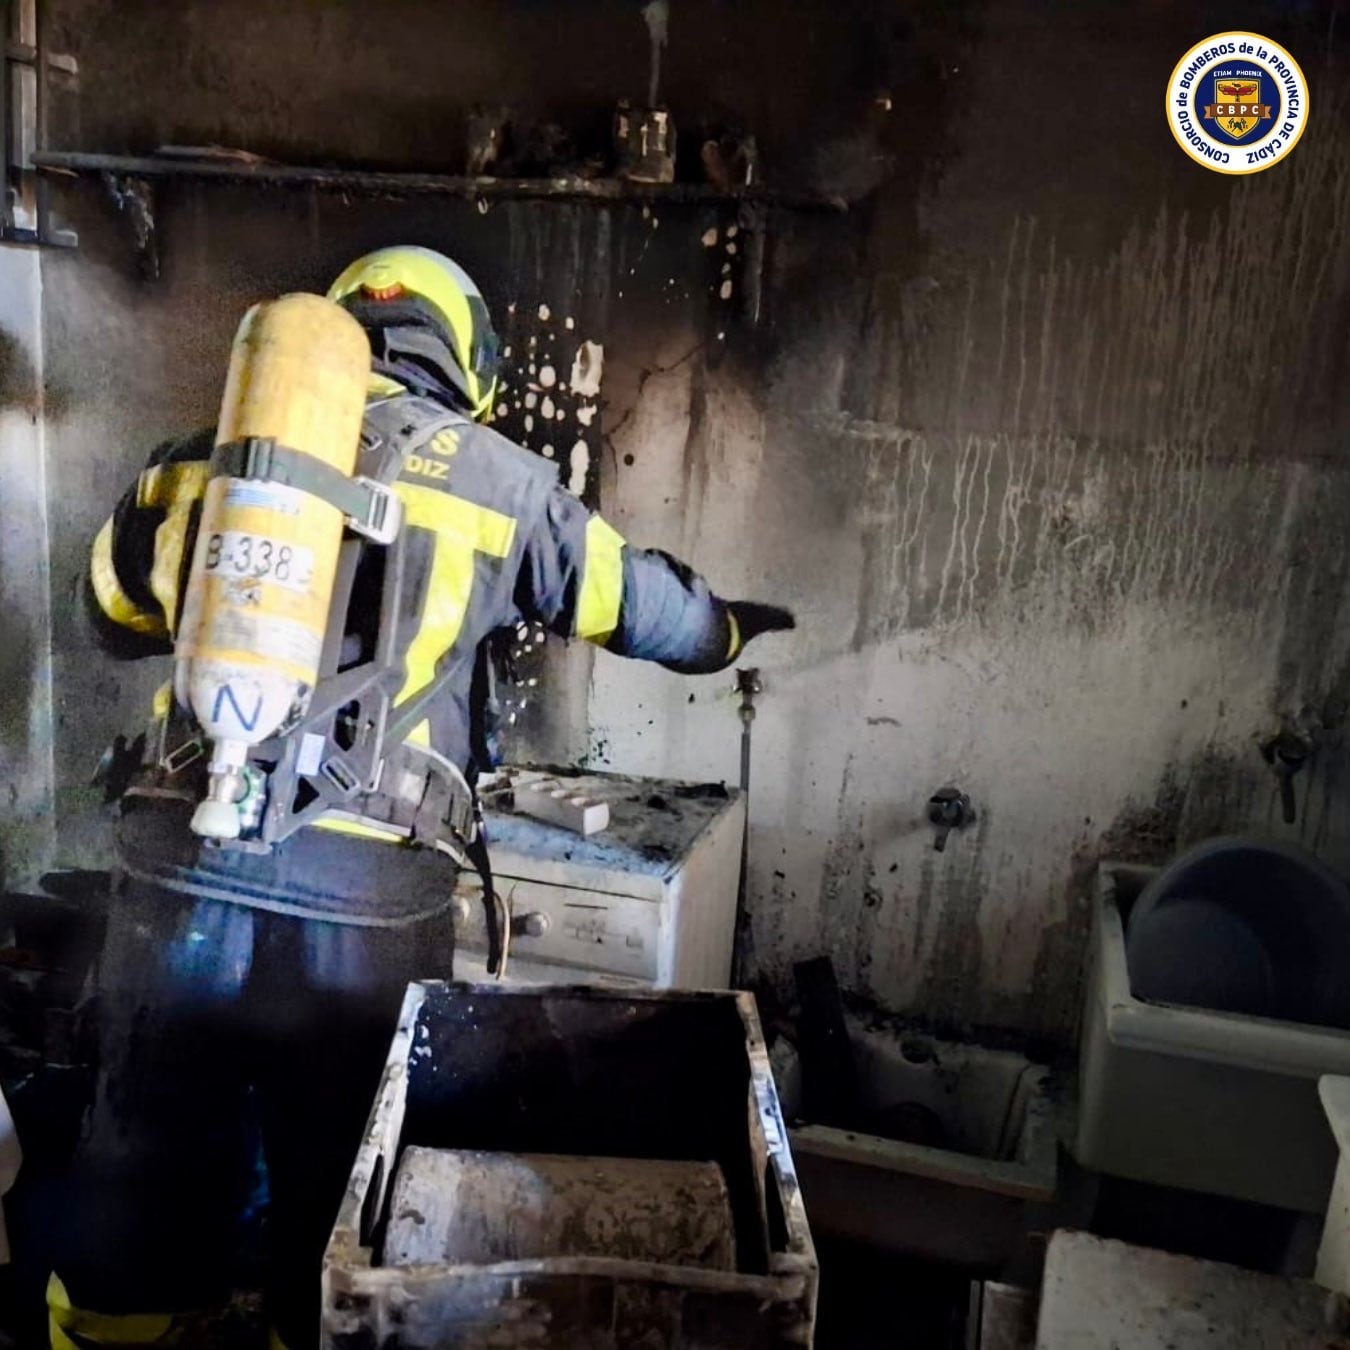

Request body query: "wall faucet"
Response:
[1260, 728, 1314, 825]
[928, 786, 974, 852]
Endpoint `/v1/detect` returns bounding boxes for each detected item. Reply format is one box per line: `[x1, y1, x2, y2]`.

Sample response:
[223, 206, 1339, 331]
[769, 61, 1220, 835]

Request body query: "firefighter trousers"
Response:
[49, 864, 455, 1349]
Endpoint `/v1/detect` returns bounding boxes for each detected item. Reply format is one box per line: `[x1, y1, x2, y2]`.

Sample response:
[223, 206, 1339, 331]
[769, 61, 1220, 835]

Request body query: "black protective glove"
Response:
[728, 601, 796, 648]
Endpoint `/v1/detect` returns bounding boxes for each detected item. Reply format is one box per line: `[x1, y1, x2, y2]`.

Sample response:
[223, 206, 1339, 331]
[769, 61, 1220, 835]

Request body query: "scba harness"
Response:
[125, 395, 505, 971]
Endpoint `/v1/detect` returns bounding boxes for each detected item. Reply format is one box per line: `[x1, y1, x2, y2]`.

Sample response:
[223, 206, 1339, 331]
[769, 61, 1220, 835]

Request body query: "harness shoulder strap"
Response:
[360, 396, 469, 481]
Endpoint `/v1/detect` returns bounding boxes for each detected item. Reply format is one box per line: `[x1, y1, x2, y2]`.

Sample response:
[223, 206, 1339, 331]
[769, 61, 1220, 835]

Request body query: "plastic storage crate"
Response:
[323, 981, 817, 1348]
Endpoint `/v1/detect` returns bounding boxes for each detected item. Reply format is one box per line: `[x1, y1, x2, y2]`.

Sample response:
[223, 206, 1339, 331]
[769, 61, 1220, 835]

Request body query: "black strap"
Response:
[465, 812, 503, 976]
[211, 437, 399, 540]
[395, 745, 498, 972]
[410, 772, 451, 846]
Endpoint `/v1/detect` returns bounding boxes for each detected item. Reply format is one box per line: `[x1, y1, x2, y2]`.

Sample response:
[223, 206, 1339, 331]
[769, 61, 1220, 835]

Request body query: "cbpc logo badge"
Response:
[1168, 32, 1308, 174]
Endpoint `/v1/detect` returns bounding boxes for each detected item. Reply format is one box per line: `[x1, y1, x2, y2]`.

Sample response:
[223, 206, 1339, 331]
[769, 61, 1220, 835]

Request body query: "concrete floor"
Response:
[1037, 1231, 1349, 1350]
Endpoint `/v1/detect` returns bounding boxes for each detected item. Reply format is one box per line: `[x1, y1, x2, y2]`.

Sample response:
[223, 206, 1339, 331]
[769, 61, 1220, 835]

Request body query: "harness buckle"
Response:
[162, 736, 205, 775]
[345, 477, 403, 545]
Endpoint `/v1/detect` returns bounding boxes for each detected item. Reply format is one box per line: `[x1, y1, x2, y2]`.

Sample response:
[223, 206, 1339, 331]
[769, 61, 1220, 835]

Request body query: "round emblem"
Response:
[1167, 32, 1308, 174]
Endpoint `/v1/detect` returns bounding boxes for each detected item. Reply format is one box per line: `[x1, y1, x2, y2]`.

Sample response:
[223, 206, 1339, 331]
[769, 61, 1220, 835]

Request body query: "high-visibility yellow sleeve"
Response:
[576, 515, 626, 644]
[90, 516, 166, 637]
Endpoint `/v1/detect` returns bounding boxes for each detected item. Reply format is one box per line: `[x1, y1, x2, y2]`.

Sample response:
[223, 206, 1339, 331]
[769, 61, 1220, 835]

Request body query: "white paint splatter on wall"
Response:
[571, 341, 604, 398]
[568, 439, 590, 495]
[488, 310, 605, 504]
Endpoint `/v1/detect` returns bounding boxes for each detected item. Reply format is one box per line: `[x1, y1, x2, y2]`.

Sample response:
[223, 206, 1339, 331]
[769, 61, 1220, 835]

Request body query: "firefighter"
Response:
[51, 245, 794, 1349]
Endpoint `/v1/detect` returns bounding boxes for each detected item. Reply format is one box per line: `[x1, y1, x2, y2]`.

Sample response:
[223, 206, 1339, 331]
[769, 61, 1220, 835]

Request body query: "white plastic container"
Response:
[0, 1084, 19, 1263]
[1074, 861, 1350, 1213]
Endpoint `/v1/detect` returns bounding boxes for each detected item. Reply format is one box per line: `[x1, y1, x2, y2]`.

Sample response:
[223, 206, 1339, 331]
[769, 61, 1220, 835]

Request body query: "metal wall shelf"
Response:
[34, 149, 841, 210]
[34, 149, 841, 281]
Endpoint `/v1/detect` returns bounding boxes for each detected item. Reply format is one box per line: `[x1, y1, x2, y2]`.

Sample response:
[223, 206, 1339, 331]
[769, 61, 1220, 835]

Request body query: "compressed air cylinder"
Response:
[174, 293, 370, 839]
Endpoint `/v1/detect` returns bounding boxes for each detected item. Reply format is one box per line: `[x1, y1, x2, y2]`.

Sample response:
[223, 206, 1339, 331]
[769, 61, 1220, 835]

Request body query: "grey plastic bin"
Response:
[1074, 861, 1350, 1213]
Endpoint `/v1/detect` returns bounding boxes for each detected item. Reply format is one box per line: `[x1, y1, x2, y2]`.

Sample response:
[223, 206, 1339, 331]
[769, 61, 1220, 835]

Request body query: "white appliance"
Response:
[455, 769, 745, 989]
[0, 1084, 18, 1264]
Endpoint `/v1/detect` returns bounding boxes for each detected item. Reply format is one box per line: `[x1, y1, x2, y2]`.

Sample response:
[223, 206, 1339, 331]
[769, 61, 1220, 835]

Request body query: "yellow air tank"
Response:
[174, 293, 371, 839]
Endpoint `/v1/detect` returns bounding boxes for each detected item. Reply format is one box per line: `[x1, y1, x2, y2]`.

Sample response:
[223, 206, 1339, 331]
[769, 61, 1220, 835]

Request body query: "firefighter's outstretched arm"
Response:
[516, 486, 795, 674]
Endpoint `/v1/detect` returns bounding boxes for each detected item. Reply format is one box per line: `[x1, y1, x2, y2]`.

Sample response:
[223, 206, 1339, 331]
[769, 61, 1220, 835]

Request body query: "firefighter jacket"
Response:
[89, 381, 745, 922]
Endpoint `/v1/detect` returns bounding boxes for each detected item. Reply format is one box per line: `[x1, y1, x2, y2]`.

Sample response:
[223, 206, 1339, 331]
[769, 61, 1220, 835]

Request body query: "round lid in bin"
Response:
[1126, 836, 1350, 1030]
